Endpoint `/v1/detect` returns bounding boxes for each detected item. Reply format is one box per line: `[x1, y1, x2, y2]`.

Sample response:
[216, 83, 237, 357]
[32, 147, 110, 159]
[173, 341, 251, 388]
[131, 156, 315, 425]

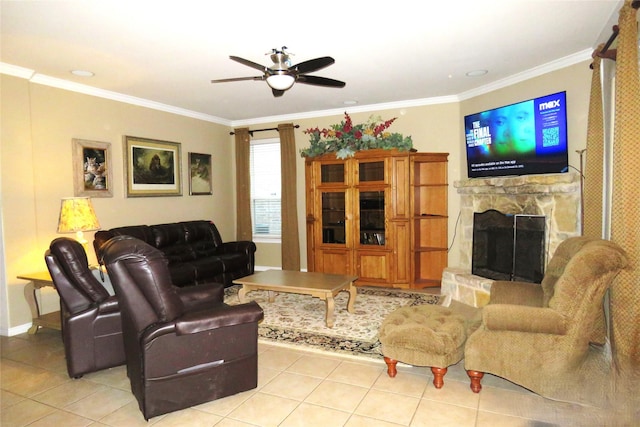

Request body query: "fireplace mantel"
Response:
[444, 172, 581, 306]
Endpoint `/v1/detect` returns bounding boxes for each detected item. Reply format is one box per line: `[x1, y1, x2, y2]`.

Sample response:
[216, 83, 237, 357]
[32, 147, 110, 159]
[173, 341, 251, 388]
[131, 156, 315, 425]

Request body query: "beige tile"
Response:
[3, 343, 66, 371]
[97, 401, 155, 426]
[286, 354, 341, 378]
[411, 399, 477, 427]
[355, 389, 420, 425]
[150, 407, 222, 427]
[0, 399, 56, 427]
[327, 361, 384, 388]
[194, 389, 255, 417]
[475, 411, 533, 427]
[344, 414, 405, 427]
[257, 366, 282, 389]
[83, 365, 130, 390]
[260, 371, 323, 401]
[421, 378, 480, 409]
[258, 347, 304, 371]
[64, 387, 134, 421]
[214, 418, 260, 427]
[32, 379, 106, 407]
[478, 386, 566, 423]
[226, 392, 300, 426]
[26, 409, 94, 427]
[305, 380, 368, 412]
[280, 402, 350, 427]
[372, 370, 428, 398]
[1, 389, 26, 408]
[1, 336, 33, 355]
[1, 363, 70, 397]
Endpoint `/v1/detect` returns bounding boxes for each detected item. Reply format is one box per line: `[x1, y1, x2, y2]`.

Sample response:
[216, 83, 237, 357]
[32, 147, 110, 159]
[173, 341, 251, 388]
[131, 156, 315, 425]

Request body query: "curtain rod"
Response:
[590, 1, 640, 69]
[230, 124, 300, 136]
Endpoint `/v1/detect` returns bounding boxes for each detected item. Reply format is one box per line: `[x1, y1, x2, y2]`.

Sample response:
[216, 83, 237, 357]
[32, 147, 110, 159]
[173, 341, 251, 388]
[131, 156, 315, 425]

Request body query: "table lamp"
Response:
[57, 197, 101, 247]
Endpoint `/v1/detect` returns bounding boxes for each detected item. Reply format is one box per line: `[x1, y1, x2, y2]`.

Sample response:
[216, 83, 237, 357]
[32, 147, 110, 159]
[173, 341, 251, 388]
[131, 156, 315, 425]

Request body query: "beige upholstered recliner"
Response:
[464, 237, 628, 403]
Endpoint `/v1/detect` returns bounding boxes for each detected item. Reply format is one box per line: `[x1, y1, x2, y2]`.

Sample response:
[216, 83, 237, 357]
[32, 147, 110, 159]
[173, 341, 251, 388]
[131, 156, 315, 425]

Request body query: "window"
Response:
[250, 138, 281, 240]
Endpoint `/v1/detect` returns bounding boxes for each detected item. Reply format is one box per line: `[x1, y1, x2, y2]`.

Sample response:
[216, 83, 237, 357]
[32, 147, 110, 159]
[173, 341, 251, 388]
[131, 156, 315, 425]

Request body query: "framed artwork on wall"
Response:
[72, 139, 113, 198]
[188, 152, 212, 195]
[124, 135, 182, 197]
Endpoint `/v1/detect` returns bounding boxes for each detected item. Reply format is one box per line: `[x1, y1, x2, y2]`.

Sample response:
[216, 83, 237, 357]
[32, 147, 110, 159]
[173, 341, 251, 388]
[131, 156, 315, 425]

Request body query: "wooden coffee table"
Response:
[233, 270, 358, 328]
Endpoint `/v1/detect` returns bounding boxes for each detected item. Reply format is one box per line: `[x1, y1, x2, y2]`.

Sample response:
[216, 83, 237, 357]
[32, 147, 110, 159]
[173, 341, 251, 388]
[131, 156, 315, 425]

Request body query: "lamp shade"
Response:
[266, 73, 295, 90]
[57, 197, 100, 234]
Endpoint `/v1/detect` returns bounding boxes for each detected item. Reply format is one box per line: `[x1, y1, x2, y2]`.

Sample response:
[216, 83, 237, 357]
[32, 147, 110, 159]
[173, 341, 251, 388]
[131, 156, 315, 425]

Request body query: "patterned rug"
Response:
[224, 285, 440, 359]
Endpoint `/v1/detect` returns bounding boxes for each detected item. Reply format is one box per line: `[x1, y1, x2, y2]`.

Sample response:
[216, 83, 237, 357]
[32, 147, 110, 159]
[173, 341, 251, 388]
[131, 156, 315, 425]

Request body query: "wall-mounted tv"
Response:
[464, 91, 568, 178]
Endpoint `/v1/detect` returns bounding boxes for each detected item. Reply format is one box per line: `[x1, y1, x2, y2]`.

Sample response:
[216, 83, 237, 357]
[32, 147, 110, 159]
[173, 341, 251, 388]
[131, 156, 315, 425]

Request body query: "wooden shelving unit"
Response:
[410, 153, 449, 288]
[305, 149, 448, 289]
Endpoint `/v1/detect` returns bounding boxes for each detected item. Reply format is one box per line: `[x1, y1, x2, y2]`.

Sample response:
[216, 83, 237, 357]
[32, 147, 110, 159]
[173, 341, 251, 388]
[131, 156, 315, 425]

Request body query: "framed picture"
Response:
[124, 135, 182, 197]
[72, 139, 113, 198]
[188, 152, 212, 195]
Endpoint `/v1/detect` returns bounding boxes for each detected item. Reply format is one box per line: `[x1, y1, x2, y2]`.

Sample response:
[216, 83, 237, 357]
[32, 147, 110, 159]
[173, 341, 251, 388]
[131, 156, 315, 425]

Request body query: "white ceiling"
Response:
[0, 1, 623, 125]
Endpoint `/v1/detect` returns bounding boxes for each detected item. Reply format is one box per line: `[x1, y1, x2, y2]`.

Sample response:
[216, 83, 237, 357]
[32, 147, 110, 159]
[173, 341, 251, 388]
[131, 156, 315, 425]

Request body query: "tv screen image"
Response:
[464, 91, 568, 178]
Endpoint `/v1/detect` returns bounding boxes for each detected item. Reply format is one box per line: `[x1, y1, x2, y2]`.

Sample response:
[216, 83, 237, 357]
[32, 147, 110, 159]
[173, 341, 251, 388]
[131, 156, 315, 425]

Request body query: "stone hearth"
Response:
[442, 172, 581, 307]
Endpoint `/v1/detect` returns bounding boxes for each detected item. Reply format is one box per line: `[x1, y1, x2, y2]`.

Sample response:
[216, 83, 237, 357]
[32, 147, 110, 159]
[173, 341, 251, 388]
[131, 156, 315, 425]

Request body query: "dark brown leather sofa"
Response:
[94, 220, 255, 287]
[44, 237, 126, 378]
[101, 235, 264, 420]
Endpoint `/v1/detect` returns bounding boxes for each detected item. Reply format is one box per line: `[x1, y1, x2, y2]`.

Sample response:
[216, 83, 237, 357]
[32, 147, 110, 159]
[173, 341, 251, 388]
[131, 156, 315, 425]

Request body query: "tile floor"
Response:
[0, 328, 624, 426]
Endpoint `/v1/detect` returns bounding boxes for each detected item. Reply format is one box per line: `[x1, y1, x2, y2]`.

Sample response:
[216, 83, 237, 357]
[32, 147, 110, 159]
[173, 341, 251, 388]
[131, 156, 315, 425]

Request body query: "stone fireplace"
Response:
[441, 172, 581, 307]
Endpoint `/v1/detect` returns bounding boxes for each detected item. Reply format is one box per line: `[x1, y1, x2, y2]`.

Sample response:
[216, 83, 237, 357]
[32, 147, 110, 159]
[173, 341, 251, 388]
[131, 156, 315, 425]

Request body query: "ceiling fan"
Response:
[211, 47, 346, 97]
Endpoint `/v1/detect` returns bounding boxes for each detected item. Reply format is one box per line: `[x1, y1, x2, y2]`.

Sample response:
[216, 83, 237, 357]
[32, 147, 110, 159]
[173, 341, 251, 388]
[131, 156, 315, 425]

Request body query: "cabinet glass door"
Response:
[321, 164, 345, 183]
[359, 161, 384, 182]
[321, 192, 346, 244]
[359, 190, 385, 245]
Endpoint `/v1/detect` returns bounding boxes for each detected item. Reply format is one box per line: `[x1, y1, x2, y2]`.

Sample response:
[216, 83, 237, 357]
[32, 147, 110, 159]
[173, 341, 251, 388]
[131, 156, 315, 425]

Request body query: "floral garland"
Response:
[300, 112, 413, 159]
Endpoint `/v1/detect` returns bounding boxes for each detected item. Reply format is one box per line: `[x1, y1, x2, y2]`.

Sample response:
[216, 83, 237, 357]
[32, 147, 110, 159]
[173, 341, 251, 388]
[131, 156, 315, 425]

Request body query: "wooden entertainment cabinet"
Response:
[305, 149, 448, 288]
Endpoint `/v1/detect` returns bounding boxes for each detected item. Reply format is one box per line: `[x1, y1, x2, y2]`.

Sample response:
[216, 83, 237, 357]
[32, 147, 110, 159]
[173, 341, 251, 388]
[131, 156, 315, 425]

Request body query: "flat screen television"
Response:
[464, 91, 568, 178]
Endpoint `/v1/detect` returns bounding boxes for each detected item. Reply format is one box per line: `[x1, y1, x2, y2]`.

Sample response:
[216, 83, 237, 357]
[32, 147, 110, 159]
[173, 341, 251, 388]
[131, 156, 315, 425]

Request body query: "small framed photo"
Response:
[188, 152, 212, 195]
[124, 135, 182, 197]
[73, 139, 113, 198]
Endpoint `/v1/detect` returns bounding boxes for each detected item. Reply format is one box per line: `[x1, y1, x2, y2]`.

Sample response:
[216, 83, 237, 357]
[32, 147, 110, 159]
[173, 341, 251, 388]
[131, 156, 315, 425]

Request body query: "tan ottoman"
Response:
[379, 304, 470, 389]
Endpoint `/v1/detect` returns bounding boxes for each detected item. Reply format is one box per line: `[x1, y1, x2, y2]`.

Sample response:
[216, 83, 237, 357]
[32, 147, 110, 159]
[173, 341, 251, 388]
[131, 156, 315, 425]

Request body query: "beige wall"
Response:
[1, 59, 593, 333]
[1, 75, 233, 332]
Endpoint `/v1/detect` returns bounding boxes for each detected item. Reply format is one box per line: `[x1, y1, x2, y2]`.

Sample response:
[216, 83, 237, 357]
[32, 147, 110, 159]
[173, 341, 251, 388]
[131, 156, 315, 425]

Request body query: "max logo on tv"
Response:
[539, 99, 561, 111]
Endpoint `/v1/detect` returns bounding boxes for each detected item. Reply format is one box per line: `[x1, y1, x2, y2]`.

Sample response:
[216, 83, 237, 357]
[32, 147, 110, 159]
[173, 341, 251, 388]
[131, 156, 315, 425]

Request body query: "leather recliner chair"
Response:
[44, 237, 126, 378]
[100, 235, 264, 420]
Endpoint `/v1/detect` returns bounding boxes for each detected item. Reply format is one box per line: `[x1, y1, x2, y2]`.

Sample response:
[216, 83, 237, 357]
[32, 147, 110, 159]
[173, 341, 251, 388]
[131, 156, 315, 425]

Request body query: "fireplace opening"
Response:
[472, 209, 546, 283]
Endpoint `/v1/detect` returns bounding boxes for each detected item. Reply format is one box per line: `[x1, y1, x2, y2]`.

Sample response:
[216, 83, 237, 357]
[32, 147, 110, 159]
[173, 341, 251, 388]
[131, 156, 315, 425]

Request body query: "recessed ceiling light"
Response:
[343, 100, 358, 105]
[466, 69, 488, 77]
[70, 70, 94, 77]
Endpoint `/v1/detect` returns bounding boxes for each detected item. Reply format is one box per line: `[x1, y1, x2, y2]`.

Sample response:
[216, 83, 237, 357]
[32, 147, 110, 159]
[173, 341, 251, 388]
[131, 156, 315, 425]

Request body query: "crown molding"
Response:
[1, 48, 593, 128]
[458, 49, 593, 101]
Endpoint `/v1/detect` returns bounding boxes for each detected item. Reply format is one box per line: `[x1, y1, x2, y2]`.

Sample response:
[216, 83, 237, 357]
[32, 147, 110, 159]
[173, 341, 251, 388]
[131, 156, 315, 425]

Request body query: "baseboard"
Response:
[3, 323, 31, 337]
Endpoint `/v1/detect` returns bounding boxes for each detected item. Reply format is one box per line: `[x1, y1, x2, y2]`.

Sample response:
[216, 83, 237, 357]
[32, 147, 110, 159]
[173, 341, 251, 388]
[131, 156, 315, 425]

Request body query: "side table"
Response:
[17, 271, 61, 334]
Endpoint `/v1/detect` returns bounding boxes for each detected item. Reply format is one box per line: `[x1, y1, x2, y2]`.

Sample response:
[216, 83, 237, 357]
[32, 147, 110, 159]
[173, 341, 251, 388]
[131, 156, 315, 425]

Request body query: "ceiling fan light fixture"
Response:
[266, 73, 295, 90]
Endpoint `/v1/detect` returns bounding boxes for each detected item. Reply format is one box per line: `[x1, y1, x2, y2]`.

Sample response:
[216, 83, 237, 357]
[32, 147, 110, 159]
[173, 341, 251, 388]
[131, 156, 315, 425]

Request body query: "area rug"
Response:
[224, 285, 440, 359]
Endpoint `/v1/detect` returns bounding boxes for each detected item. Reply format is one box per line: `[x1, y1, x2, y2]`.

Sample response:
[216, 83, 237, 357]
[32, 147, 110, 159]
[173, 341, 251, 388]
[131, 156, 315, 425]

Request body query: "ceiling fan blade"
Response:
[291, 56, 335, 74]
[230, 56, 268, 72]
[272, 88, 285, 97]
[211, 76, 264, 83]
[297, 75, 346, 88]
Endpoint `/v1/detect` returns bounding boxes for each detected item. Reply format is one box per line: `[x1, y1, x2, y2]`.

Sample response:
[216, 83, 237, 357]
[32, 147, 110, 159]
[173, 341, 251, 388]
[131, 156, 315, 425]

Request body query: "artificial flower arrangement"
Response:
[300, 112, 413, 159]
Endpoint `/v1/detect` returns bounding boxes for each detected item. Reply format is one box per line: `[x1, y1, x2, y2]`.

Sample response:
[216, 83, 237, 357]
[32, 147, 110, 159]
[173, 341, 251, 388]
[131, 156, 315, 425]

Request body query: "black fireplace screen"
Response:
[472, 209, 546, 283]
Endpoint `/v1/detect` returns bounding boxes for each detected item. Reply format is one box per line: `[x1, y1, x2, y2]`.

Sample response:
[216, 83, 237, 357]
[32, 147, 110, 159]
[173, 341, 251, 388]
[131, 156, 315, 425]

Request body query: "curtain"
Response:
[610, 0, 640, 365]
[234, 128, 253, 241]
[278, 123, 301, 271]
[583, 54, 605, 239]
[583, 53, 608, 345]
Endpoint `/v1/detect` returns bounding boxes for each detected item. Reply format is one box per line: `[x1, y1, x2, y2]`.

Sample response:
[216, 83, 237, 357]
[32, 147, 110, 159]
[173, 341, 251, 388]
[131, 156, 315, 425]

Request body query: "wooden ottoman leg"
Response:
[467, 370, 484, 393]
[431, 366, 448, 389]
[383, 357, 398, 378]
